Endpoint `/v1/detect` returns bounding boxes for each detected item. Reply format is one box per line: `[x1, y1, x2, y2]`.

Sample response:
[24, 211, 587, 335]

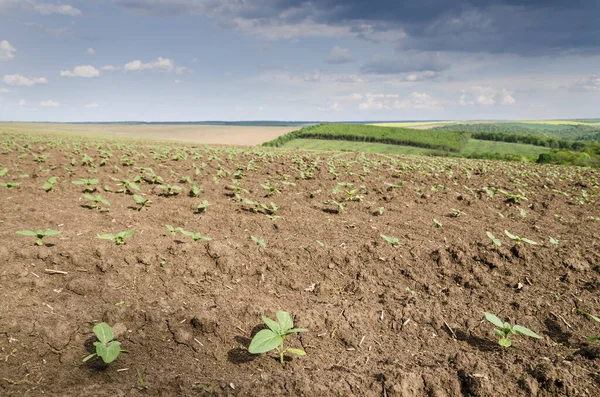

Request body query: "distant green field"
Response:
[281, 138, 550, 157]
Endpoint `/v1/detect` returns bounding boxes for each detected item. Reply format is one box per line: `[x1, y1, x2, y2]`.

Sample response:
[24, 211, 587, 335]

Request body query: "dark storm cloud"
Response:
[113, 0, 600, 54]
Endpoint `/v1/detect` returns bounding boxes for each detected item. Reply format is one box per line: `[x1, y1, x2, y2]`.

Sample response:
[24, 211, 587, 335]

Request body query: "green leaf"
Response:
[261, 316, 281, 334]
[97, 233, 115, 240]
[43, 230, 61, 236]
[83, 353, 97, 362]
[98, 341, 121, 364]
[486, 232, 502, 247]
[494, 329, 505, 337]
[93, 322, 114, 344]
[504, 230, 517, 240]
[513, 325, 542, 339]
[248, 329, 283, 354]
[122, 229, 135, 238]
[484, 312, 505, 328]
[286, 348, 306, 356]
[276, 311, 293, 334]
[16, 230, 37, 236]
[521, 238, 538, 245]
[83, 193, 96, 201]
[498, 338, 512, 347]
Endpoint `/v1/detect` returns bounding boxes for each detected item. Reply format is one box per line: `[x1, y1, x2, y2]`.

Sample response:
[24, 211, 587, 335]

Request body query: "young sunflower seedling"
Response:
[111, 178, 140, 194]
[72, 178, 99, 192]
[157, 184, 182, 196]
[450, 208, 464, 217]
[164, 224, 181, 235]
[180, 230, 212, 243]
[486, 232, 502, 247]
[484, 312, 541, 347]
[196, 200, 210, 213]
[577, 309, 600, 342]
[324, 200, 344, 213]
[133, 195, 151, 211]
[83, 194, 110, 210]
[433, 218, 443, 228]
[83, 322, 127, 365]
[0, 182, 20, 188]
[16, 229, 61, 246]
[251, 235, 266, 248]
[381, 234, 400, 247]
[248, 311, 308, 364]
[97, 229, 135, 245]
[189, 183, 203, 197]
[504, 230, 537, 245]
[42, 176, 58, 192]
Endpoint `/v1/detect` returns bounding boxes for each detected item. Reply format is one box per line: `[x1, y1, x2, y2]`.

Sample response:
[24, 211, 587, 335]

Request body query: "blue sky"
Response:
[0, 0, 599, 122]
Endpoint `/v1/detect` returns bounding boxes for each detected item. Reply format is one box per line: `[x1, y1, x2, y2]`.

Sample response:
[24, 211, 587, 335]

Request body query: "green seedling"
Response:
[0, 182, 20, 188]
[157, 184, 182, 196]
[111, 178, 140, 194]
[189, 183, 203, 197]
[248, 311, 308, 363]
[137, 370, 148, 390]
[577, 309, 600, 342]
[261, 181, 281, 196]
[324, 200, 344, 213]
[549, 237, 560, 246]
[433, 218, 443, 228]
[450, 208, 464, 217]
[83, 323, 126, 365]
[72, 178, 99, 192]
[83, 194, 110, 209]
[180, 230, 212, 243]
[97, 229, 135, 245]
[0, 168, 7, 176]
[165, 224, 181, 235]
[504, 230, 537, 245]
[484, 312, 541, 347]
[133, 194, 151, 210]
[251, 235, 266, 248]
[381, 234, 400, 247]
[42, 176, 58, 192]
[498, 189, 528, 204]
[486, 232, 502, 247]
[196, 200, 210, 213]
[16, 229, 61, 246]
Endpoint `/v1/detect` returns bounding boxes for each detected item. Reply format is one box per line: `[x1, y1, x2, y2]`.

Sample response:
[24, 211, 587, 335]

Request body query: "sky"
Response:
[0, 0, 599, 122]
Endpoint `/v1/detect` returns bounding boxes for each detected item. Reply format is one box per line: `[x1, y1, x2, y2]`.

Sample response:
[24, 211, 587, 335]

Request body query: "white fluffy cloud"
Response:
[325, 46, 354, 64]
[3, 74, 48, 86]
[393, 92, 443, 110]
[124, 57, 173, 72]
[31, 2, 82, 16]
[569, 74, 600, 92]
[101, 65, 120, 71]
[459, 86, 515, 106]
[353, 92, 442, 111]
[87, 48, 95, 55]
[0, 40, 16, 61]
[60, 65, 100, 78]
[40, 100, 59, 107]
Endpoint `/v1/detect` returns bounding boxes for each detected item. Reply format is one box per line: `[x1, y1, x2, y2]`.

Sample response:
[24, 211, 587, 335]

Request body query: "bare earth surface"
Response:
[1, 131, 600, 396]
[0, 123, 300, 146]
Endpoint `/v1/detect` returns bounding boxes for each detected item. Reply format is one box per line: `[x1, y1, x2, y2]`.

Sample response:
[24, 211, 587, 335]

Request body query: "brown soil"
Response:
[0, 123, 300, 146]
[1, 131, 599, 396]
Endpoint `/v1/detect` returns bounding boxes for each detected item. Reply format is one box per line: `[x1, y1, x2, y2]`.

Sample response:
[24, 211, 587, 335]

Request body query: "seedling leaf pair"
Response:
[484, 312, 541, 347]
[16, 229, 61, 246]
[83, 323, 125, 364]
[97, 229, 135, 245]
[248, 311, 308, 363]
